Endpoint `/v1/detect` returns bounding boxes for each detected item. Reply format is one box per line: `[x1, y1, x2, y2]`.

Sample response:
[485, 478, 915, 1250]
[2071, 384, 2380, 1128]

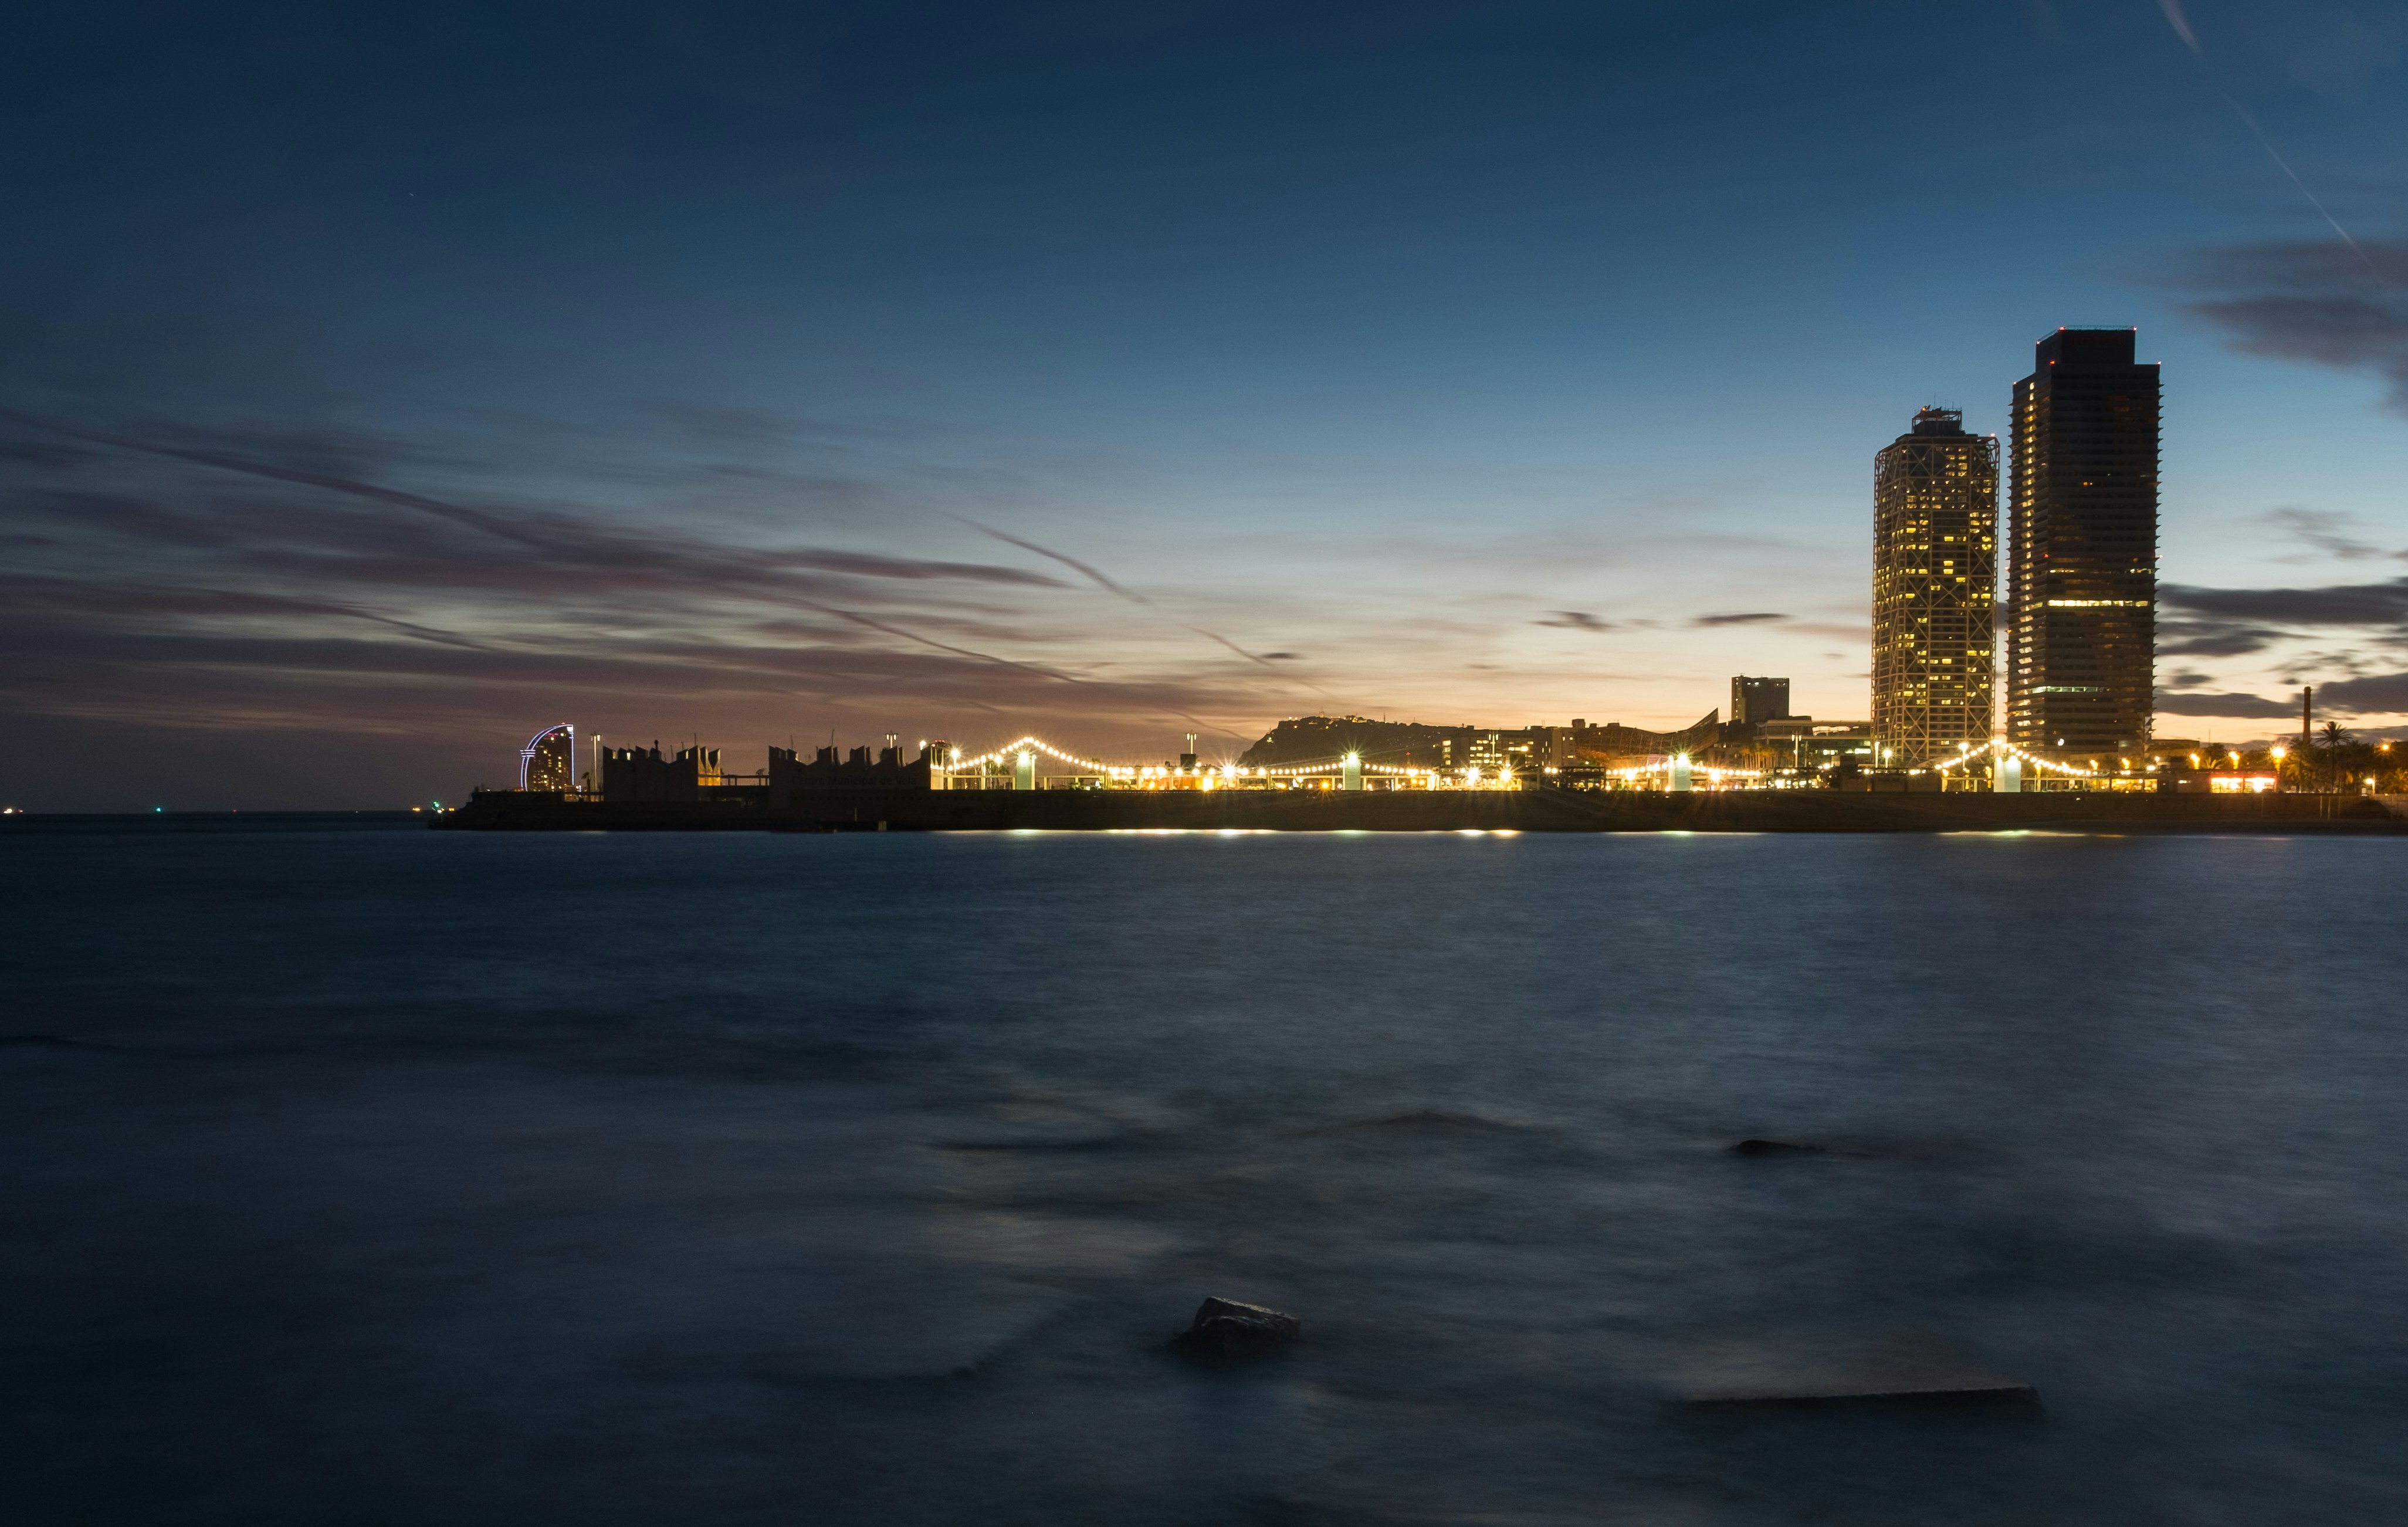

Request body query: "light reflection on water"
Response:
[4, 822, 2406, 1523]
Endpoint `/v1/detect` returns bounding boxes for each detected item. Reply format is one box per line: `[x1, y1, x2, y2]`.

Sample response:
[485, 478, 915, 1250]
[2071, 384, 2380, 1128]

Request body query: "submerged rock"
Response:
[1681, 1334, 2037, 1411]
[1686, 1373, 2037, 1410]
[1729, 1137, 1884, 1158]
[1177, 1296, 1301, 1356]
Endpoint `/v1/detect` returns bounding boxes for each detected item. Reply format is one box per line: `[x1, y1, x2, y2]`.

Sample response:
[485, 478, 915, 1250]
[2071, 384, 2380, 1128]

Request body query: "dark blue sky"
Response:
[5, 2, 2406, 806]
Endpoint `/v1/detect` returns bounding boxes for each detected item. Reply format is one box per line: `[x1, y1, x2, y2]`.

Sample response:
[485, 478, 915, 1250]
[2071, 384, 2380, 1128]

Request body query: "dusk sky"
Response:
[6, 1, 2408, 808]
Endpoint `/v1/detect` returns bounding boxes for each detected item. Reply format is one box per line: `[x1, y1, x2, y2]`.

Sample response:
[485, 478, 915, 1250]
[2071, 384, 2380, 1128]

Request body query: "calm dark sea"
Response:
[4, 820, 2406, 1525]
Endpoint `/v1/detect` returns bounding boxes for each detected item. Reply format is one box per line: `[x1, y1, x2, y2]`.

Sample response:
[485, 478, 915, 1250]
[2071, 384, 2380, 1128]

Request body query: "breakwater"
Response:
[436, 788, 2404, 834]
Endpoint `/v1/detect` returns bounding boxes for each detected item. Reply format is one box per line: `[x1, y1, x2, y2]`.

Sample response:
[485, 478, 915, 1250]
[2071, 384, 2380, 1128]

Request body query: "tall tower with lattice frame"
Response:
[1872, 408, 1998, 767]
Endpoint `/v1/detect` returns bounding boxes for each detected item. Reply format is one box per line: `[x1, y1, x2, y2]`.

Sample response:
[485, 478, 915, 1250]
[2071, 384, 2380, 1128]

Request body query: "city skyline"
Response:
[4, 4, 2407, 809]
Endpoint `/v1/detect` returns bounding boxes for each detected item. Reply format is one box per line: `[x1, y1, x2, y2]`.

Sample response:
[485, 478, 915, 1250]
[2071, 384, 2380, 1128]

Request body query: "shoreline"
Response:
[431, 790, 2407, 835]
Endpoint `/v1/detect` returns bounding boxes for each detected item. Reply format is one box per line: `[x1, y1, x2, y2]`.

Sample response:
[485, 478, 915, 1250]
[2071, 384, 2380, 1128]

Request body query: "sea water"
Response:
[3, 820, 2404, 1524]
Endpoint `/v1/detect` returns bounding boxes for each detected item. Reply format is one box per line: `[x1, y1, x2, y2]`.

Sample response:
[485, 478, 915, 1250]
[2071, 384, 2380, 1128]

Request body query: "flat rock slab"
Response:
[1177, 1296, 1301, 1357]
[1685, 1376, 2038, 1410]
[1679, 1334, 2037, 1411]
[1730, 1138, 1875, 1158]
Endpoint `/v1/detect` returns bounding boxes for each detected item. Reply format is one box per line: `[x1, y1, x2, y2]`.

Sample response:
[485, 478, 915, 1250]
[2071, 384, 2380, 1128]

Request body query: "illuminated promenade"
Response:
[441, 784, 2403, 834]
[451, 728, 2403, 832]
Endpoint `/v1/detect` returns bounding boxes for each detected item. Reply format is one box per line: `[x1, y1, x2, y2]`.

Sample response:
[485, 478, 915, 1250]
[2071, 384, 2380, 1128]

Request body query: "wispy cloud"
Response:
[1, 408, 553, 549]
[2154, 0, 2200, 53]
[2151, 1, 2375, 267]
[2318, 672, 2408, 713]
[2158, 619, 2281, 658]
[1188, 627, 1279, 666]
[2166, 240, 2408, 412]
[1691, 611, 1788, 627]
[0, 410, 1283, 751]
[1536, 610, 1617, 632]
[2162, 576, 2408, 627]
[955, 516, 1150, 604]
[2262, 507, 2395, 563]
[2, 414, 1072, 604]
[0, 574, 494, 650]
[2152, 689, 2301, 719]
[800, 605, 1089, 686]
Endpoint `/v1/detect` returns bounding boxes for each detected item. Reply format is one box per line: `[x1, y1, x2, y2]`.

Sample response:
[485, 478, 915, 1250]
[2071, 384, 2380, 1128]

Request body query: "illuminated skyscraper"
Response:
[519, 723, 574, 791]
[2004, 329, 2159, 757]
[1872, 407, 1997, 766]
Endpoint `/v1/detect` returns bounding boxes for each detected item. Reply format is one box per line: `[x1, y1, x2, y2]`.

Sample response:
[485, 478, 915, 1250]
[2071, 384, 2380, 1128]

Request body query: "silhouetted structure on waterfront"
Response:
[1729, 677, 1790, 729]
[1550, 715, 1722, 762]
[1239, 713, 1722, 774]
[765, 743, 936, 803]
[1873, 407, 1997, 766]
[601, 743, 713, 803]
[2005, 329, 2158, 757]
[597, 740, 940, 805]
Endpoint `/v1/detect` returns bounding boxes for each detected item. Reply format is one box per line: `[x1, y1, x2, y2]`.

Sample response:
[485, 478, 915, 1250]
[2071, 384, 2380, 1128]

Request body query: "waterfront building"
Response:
[1241, 714, 1723, 776]
[1757, 717, 1873, 771]
[601, 742, 705, 803]
[1730, 676, 1790, 728]
[519, 724, 574, 792]
[1872, 407, 1998, 767]
[2004, 328, 2159, 756]
[766, 742, 936, 801]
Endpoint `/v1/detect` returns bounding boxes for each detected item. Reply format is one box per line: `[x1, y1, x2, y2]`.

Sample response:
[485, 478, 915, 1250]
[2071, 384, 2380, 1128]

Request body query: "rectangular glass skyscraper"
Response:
[1872, 407, 1997, 766]
[2005, 329, 2159, 758]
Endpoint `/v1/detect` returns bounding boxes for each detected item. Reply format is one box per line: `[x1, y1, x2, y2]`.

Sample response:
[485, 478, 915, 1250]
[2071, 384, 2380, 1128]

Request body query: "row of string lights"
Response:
[1934, 737, 2302, 781]
[940, 736, 1482, 785]
[937, 734, 2259, 791]
[937, 736, 1790, 789]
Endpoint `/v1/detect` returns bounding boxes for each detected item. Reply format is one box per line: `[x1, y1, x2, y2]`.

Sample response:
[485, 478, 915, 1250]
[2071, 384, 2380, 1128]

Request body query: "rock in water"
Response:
[1680, 1333, 2037, 1410]
[1729, 1137, 1884, 1159]
[1178, 1296, 1301, 1356]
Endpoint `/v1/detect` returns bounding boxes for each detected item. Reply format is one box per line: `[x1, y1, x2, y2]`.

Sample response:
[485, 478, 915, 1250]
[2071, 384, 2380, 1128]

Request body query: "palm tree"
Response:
[2319, 720, 2352, 749]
